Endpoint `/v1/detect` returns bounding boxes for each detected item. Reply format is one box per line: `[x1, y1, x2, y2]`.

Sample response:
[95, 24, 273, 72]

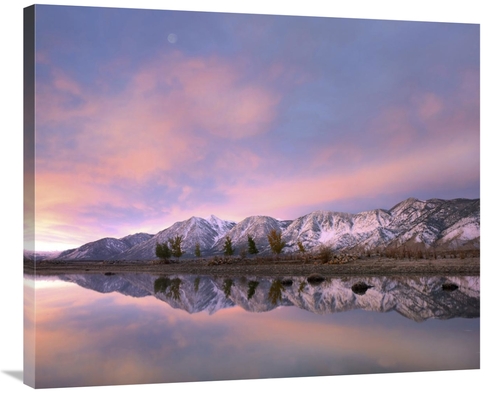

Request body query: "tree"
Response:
[194, 242, 201, 258]
[267, 229, 285, 255]
[168, 235, 184, 260]
[155, 241, 171, 262]
[297, 240, 306, 253]
[247, 235, 259, 255]
[223, 236, 235, 256]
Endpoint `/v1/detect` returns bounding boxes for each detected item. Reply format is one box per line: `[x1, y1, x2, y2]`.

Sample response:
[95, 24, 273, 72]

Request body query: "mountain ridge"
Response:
[48, 197, 479, 261]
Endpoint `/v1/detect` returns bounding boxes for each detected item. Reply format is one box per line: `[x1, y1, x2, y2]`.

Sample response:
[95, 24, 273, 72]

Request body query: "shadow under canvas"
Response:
[2, 370, 24, 382]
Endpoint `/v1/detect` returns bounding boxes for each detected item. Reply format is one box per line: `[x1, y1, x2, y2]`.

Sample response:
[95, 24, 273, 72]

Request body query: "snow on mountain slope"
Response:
[57, 237, 132, 260]
[56, 197, 479, 261]
[119, 216, 236, 260]
[211, 215, 289, 254]
[120, 233, 154, 248]
[284, 208, 395, 252]
[206, 215, 237, 242]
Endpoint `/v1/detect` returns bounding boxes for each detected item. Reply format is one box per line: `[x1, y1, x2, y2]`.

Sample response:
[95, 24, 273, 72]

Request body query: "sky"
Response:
[28, 4, 480, 251]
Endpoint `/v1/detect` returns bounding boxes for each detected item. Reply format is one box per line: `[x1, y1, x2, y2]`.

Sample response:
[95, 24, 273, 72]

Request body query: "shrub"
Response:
[318, 245, 333, 264]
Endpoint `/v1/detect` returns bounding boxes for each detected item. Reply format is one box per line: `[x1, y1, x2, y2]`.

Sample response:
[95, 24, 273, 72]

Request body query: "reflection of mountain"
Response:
[57, 273, 480, 322]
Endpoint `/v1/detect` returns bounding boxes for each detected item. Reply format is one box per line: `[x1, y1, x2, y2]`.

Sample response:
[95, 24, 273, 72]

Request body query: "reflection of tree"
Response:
[298, 281, 307, 294]
[153, 277, 182, 301]
[154, 277, 171, 294]
[223, 279, 234, 298]
[194, 277, 200, 293]
[247, 281, 259, 300]
[167, 278, 182, 301]
[268, 279, 285, 305]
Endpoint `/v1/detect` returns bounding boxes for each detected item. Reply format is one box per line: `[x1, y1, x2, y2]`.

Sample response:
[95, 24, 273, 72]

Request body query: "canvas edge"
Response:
[23, 4, 36, 388]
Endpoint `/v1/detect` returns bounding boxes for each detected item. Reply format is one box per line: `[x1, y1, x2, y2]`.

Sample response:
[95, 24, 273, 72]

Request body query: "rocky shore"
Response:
[25, 256, 480, 277]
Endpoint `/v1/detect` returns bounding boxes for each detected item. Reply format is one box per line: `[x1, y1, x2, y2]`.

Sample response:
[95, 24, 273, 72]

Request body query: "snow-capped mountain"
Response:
[54, 197, 479, 261]
[282, 198, 479, 252]
[206, 214, 236, 242]
[211, 215, 291, 255]
[120, 233, 154, 248]
[57, 273, 480, 322]
[56, 233, 153, 261]
[117, 216, 236, 260]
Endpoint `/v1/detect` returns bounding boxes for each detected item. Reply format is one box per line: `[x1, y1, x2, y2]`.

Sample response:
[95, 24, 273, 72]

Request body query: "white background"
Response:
[1, 1, 498, 392]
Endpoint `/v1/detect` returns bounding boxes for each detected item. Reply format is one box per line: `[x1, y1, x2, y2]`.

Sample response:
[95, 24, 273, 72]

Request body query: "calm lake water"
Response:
[24, 273, 480, 389]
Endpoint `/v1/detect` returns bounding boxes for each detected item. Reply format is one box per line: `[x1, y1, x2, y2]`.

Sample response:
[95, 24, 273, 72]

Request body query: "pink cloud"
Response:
[129, 52, 281, 139]
[37, 51, 281, 179]
[369, 106, 417, 150]
[33, 51, 287, 246]
[216, 133, 479, 219]
[416, 93, 444, 119]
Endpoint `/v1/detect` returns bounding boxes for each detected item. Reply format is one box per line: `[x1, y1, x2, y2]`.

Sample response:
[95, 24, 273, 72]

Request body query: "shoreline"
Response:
[24, 257, 480, 277]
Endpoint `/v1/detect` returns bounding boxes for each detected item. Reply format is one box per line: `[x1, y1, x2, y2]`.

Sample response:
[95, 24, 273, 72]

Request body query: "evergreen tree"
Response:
[168, 235, 184, 260]
[194, 242, 201, 258]
[223, 236, 235, 256]
[247, 235, 259, 255]
[155, 242, 171, 262]
[267, 229, 285, 255]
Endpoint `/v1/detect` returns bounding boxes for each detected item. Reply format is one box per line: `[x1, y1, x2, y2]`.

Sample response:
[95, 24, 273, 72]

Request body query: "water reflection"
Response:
[54, 273, 479, 321]
[25, 273, 480, 388]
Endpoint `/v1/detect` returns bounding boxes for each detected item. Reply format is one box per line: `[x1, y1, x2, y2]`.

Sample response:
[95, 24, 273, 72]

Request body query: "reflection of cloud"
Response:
[31, 282, 479, 388]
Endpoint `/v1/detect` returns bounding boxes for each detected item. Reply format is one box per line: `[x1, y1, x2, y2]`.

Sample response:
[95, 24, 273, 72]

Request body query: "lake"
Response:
[23, 273, 480, 389]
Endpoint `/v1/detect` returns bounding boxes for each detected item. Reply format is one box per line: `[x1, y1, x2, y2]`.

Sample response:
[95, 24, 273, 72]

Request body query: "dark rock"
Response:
[281, 278, 293, 287]
[307, 273, 325, 286]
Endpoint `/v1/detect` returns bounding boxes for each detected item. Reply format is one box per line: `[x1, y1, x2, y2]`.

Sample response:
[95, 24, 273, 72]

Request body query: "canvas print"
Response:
[23, 4, 480, 389]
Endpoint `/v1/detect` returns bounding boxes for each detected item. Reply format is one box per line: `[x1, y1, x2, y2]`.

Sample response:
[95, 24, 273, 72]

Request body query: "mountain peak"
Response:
[55, 197, 479, 261]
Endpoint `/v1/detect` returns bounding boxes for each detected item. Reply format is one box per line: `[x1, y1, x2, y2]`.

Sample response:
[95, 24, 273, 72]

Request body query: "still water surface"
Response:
[24, 273, 479, 388]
